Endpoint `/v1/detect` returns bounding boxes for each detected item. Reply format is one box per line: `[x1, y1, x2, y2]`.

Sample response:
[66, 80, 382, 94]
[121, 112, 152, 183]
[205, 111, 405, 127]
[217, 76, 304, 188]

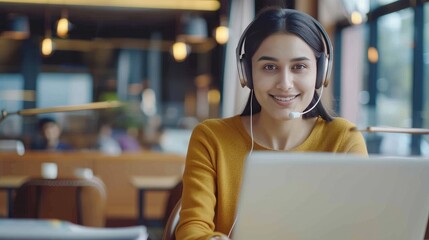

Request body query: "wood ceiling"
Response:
[0, 2, 221, 40]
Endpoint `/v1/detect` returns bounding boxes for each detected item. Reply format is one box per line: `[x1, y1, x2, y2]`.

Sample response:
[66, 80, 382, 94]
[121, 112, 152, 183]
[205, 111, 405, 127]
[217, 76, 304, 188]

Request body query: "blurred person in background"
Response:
[31, 117, 73, 151]
[96, 123, 122, 155]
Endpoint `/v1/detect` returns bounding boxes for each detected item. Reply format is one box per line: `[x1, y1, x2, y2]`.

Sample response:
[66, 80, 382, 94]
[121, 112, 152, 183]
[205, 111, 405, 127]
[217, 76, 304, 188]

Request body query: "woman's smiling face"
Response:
[251, 33, 318, 121]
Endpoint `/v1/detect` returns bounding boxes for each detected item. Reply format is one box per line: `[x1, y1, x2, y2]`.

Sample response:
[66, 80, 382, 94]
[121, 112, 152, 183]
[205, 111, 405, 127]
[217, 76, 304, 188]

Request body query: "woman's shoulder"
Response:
[327, 117, 357, 128]
[317, 117, 358, 134]
[190, 115, 244, 138]
[316, 117, 367, 154]
[189, 115, 248, 147]
[197, 115, 242, 130]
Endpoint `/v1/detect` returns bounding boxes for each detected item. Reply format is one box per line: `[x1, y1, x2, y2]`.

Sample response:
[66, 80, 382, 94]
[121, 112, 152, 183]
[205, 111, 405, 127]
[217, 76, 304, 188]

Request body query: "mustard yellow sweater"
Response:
[176, 115, 367, 240]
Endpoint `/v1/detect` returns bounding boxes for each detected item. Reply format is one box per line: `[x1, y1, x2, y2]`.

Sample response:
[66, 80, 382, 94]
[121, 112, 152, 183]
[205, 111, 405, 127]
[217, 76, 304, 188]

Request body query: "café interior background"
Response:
[0, 0, 429, 155]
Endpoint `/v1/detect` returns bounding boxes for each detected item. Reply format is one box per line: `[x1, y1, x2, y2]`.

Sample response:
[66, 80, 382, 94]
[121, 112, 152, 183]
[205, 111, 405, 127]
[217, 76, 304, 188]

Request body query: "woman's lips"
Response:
[270, 94, 299, 102]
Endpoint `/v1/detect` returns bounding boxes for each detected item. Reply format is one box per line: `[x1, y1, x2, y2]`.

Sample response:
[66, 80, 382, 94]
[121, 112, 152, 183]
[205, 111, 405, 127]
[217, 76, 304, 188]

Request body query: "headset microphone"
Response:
[288, 111, 302, 119]
[288, 86, 324, 120]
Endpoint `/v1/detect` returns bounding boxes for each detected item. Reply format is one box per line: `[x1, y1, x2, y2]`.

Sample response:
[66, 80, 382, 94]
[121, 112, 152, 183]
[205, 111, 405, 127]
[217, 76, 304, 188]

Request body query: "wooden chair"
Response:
[13, 176, 107, 227]
[162, 198, 181, 240]
[162, 181, 183, 240]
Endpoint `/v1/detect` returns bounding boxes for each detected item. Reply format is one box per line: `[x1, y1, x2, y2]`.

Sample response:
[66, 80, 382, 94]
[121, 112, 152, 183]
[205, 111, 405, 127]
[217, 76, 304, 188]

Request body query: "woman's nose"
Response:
[276, 70, 293, 90]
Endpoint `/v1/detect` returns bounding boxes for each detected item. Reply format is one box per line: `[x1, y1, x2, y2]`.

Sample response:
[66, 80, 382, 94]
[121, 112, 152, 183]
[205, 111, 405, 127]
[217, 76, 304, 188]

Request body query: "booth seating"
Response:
[0, 151, 185, 224]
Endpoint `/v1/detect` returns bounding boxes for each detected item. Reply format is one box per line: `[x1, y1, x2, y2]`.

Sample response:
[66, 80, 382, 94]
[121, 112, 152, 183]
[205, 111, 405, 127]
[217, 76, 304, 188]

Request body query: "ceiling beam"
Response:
[0, 0, 220, 11]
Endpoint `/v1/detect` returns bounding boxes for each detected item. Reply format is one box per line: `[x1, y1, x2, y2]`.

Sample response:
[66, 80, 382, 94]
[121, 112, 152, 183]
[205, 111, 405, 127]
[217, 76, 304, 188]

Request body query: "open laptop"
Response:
[233, 152, 429, 240]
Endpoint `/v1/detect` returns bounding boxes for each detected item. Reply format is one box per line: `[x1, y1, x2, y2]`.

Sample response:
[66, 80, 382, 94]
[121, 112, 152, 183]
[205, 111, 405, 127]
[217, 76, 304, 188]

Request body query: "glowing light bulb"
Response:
[368, 47, 379, 63]
[41, 37, 53, 56]
[172, 41, 189, 62]
[351, 11, 363, 25]
[57, 17, 69, 38]
[215, 25, 229, 44]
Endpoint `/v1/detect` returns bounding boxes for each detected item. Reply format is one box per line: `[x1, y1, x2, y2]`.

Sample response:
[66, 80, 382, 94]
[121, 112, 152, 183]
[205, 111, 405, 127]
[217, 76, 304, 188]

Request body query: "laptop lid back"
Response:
[233, 152, 429, 240]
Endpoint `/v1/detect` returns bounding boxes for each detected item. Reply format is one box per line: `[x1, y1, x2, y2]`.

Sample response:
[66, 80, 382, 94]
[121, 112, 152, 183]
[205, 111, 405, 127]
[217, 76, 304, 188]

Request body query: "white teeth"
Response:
[273, 95, 296, 102]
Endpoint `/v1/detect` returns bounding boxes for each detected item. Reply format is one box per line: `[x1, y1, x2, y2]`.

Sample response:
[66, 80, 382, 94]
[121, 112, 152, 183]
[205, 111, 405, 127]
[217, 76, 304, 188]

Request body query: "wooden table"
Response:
[130, 175, 180, 226]
[0, 176, 29, 217]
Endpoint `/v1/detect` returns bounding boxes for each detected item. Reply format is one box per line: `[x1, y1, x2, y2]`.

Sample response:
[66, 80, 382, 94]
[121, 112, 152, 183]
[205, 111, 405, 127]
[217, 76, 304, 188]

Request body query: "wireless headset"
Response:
[235, 9, 333, 90]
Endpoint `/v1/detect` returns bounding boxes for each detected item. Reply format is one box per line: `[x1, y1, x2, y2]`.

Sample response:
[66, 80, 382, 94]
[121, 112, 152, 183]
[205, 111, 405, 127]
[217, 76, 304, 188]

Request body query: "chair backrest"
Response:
[163, 181, 183, 225]
[162, 180, 182, 240]
[162, 198, 181, 240]
[13, 176, 107, 227]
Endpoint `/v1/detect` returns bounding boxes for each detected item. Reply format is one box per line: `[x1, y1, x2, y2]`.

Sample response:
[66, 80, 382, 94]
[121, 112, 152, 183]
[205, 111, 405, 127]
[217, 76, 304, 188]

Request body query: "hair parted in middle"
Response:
[238, 7, 334, 122]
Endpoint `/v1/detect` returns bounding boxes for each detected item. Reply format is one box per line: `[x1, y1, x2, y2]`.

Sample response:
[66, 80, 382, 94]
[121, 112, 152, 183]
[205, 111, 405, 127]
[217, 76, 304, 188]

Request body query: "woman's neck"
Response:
[244, 113, 317, 151]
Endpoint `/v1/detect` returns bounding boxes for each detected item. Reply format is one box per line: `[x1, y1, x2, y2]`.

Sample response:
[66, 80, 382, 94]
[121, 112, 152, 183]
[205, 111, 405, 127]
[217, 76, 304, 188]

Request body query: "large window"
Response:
[0, 74, 24, 136]
[377, 8, 414, 128]
[338, 1, 428, 155]
[36, 73, 94, 132]
[422, 3, 429, 154]
[0, 73, 93, 136]
[376, 8, 414, 155]
[37, 73, 93, 108]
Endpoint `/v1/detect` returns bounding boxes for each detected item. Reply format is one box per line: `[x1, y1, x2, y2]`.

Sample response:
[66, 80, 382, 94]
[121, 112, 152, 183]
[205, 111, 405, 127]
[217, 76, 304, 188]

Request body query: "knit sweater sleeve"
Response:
[175, 122, 225, 240]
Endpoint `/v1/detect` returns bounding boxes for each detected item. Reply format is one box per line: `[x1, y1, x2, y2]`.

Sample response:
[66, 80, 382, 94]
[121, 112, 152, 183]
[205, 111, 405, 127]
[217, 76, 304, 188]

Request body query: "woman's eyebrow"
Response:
[257, 56, 278, 62]
[290, 56, 311, 62]
[256, 56, 311, 62]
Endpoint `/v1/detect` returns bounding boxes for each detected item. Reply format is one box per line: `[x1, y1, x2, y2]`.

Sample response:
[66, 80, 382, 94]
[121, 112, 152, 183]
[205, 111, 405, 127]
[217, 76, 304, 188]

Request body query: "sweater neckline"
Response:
[233, 115, 323, 151]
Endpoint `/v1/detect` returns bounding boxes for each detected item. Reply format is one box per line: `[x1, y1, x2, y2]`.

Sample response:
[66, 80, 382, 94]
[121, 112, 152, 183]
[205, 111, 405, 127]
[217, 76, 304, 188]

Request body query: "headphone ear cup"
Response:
[242, 57, 253, 89]
[238, 58, 247, 88]
[316, 55, 327, 89]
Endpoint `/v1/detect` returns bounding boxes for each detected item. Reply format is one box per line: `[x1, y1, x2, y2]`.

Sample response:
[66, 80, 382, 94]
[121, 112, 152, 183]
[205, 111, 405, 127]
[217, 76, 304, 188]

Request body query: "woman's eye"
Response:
[292, 64, 307, 70]
[263, 64, 277, 71]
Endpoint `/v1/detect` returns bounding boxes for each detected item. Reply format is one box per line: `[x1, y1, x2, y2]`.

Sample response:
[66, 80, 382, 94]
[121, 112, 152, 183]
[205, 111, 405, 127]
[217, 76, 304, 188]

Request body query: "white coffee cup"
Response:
[74, 168, 93, 179]
[41, 162, 58, 179]
[0, 140, 25, 156]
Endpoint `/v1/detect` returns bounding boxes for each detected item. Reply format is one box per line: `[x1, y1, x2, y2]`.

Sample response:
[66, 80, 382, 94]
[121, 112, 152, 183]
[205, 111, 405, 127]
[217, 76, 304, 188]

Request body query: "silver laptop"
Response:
[233, 152, 429, 240]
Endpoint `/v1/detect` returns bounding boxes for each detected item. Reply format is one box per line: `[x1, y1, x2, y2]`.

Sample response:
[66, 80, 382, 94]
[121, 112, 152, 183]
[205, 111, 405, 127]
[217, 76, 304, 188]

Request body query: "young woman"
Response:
[175, 7, 368, 240]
